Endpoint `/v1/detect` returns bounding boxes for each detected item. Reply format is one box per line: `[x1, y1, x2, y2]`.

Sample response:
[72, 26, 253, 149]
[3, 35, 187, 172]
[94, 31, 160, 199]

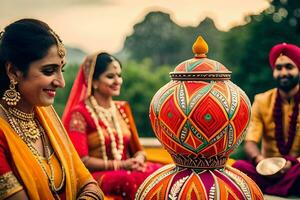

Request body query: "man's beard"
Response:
[275, 75, 300, 92]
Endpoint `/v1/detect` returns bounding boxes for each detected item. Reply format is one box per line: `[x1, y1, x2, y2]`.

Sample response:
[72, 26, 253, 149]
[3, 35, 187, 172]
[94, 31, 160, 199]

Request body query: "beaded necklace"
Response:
[273, 89, 300, 155]
[2, 105, 41, 143]
[0, 104, 65, 198]
[85, 96, 124, 161]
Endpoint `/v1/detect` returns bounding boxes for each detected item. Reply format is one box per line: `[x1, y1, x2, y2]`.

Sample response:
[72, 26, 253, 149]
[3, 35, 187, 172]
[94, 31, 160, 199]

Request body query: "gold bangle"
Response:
[119, 160, 124, 169]
[134, 151, 146, 161]
[78, 194, 100, 200]
[113, 160, 116, 170]
[78, 190, 103, 200]
[103, 160, 108, 170]
[88, 190, 104, 200]
[85, 193, 99, 199]
[78, 196, 90, 199]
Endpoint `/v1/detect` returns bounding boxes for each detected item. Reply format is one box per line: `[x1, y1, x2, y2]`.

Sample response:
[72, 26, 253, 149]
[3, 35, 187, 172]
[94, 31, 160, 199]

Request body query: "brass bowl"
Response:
[256, 157, 286, 176]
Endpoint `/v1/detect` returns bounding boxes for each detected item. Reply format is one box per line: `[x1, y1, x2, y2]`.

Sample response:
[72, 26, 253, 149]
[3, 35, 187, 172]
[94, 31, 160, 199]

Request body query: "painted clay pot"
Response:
[136, 36, 263, 200]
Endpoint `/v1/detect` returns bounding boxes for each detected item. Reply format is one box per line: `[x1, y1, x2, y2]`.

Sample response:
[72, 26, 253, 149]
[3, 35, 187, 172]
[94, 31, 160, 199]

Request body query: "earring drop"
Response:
[2, 79, 21, 106]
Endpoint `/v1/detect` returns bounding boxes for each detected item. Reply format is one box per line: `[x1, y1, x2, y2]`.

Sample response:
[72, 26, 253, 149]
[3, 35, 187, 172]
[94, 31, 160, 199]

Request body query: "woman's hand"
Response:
[77, 182, 104, 200]
[121, 157, 146, 172]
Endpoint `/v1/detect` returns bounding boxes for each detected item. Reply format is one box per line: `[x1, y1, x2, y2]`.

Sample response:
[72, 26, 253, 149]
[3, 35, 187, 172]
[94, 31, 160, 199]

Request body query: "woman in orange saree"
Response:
[0, 18, 103, 200]
[62, 52, 161, 199]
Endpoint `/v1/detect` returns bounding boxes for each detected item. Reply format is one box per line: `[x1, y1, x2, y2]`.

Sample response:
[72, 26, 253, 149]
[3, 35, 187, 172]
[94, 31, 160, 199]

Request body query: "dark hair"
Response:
[93, 52, 122, 80]
[0, 18, 59, 96]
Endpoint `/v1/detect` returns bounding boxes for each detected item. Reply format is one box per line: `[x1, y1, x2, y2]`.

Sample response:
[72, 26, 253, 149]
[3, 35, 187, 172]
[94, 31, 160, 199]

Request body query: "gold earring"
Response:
[2, 79, 21, 106]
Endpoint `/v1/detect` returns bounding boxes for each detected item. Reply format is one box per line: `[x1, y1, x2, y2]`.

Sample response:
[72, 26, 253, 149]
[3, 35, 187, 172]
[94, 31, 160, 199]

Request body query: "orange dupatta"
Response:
[0, 106, 94, 199]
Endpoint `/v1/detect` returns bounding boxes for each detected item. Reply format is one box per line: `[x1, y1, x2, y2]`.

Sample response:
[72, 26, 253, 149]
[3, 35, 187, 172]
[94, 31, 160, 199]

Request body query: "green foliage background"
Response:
[54, 0, 300, 152]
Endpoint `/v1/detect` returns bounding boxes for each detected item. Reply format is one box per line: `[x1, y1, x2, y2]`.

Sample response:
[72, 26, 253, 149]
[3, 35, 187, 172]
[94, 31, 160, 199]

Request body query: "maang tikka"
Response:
[2, 79, 21, 106]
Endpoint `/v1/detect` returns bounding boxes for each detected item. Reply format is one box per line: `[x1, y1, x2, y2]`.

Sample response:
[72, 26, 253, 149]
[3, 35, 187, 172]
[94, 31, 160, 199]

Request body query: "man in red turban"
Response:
[269, 43, 300, 93]
[233, 43, 300, 197]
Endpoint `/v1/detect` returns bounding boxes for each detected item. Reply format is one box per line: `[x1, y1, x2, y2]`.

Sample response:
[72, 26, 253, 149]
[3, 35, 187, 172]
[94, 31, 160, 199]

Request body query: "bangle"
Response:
[103, 160, 108, 170]
[119, 161, 124, 169]
[77, 187, 104, 200]
[134, 151, 146, 161]
[77, 181, 104, 200]
[113, 160, 117, 170]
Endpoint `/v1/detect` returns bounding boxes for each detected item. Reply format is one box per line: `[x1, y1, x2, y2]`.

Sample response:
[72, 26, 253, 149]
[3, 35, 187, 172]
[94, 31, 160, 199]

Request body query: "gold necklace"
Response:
[23, 126, 65, 199]
[86, 96, 124, 161]
[0, 104, 65, 198]
[9, 107, 35, 120]
[0, 104, 40, 143]
[38, 126, 66, 196]
[96, 105, 114, 121]
[85, 100, 108, 161]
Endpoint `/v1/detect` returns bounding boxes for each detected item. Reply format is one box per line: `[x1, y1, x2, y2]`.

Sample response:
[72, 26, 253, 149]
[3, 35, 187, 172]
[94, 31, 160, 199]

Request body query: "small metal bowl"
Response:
[256, 157, 286, 176]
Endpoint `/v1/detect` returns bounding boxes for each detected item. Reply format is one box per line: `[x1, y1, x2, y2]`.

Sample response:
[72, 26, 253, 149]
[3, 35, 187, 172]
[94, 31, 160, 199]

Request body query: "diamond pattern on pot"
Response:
[159, 94, 185, 137]
[190, 94, 228, 140]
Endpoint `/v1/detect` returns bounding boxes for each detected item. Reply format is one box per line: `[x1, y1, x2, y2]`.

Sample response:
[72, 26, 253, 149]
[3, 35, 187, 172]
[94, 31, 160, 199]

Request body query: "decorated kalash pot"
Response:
[135, 36, 263, 200]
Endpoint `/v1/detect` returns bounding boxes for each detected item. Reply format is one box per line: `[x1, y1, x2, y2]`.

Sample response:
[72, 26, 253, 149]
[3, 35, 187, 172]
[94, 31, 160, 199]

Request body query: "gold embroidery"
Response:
[69, 112, 87, 133]
[0, 171, 23, 199]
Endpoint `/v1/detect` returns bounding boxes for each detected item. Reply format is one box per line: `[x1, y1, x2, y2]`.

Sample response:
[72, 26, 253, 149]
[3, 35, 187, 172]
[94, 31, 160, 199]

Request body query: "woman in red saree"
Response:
[62, 52, 161, 199]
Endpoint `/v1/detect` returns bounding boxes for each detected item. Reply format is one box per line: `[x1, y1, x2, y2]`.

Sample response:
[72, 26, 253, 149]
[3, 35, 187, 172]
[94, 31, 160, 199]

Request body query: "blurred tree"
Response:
[223, 0, 300, 101]
[123, 11, 224, 67]
[117, 59, 172, 137]
[180, 17, 225, 61]
[271, 0, 300, 33]
[124, 11, 183, 66]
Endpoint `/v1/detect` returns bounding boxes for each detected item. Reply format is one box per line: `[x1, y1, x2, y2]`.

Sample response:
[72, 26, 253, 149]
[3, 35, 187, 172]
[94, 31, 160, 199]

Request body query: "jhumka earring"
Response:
[2, 79, 21, 106]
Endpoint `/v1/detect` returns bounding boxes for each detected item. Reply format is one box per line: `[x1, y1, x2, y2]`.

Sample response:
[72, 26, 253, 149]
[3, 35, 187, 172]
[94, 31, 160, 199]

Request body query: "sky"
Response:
[0, 0, 270, 54]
